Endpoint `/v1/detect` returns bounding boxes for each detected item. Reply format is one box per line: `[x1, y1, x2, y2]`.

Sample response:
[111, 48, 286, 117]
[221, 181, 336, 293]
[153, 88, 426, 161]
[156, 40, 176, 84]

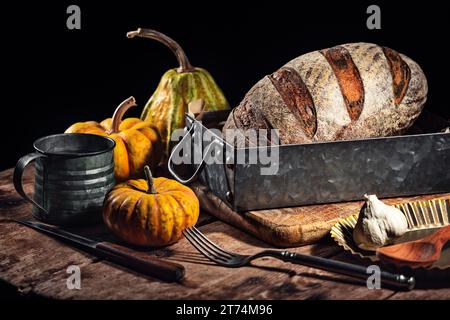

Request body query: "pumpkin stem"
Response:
[144, 166, 157, 194]
[127, 28, 195, 73]
[109, 96, 137, 134]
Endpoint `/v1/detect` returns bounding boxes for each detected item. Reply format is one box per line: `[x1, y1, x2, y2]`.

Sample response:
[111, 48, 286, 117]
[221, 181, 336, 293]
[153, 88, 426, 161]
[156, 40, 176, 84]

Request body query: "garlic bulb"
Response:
[353, 194, 408, 250]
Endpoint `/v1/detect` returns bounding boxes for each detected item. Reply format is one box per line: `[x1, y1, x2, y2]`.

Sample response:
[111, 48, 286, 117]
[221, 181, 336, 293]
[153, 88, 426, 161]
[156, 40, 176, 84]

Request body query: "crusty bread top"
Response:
[224, 42, 428, 146]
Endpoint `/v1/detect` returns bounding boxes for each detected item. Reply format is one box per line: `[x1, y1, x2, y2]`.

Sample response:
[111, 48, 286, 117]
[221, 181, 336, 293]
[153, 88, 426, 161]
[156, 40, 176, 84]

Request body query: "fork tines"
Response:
[183, 227, 235, 264]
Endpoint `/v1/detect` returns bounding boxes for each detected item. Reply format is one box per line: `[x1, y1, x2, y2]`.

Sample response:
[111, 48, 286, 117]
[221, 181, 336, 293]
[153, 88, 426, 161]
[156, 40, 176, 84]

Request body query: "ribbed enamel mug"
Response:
[13, 133, 115, 226]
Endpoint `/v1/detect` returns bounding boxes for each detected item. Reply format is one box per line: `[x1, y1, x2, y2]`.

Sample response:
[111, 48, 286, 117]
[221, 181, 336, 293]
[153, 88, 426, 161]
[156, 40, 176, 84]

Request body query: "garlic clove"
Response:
[353, 194, 408, 251]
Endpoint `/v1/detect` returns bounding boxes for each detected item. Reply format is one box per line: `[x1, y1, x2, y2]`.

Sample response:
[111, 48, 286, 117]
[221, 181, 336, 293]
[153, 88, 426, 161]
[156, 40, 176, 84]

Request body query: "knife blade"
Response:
[15, 219, 185, 282]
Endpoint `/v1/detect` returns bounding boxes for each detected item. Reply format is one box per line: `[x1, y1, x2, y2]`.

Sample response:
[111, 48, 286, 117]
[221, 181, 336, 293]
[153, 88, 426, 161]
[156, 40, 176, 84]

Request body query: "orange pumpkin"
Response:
[103, 166, 200, 246]
[65, 97, 162, 181]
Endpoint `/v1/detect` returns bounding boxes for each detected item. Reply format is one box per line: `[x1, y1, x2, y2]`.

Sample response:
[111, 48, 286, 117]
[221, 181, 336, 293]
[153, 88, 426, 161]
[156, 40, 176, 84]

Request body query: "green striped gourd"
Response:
[127, 28, 229, 157]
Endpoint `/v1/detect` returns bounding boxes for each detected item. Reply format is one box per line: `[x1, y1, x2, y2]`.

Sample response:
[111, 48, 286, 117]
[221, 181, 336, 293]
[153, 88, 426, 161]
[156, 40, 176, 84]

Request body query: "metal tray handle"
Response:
[168, 124, 221, 184]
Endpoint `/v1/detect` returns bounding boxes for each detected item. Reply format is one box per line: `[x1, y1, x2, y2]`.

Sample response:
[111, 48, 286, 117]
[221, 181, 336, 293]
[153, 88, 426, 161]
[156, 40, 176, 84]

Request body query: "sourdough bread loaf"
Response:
[223, 43, 428, 146]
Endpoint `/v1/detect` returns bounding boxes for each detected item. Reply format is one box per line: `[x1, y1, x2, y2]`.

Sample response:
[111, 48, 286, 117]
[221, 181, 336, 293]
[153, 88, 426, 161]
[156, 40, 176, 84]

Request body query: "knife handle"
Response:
[96, 242, 185, 282]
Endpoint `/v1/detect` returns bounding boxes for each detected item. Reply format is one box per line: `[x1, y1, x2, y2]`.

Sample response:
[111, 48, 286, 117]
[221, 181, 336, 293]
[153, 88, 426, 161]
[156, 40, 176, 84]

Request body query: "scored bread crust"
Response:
[223, 43, 428, 147]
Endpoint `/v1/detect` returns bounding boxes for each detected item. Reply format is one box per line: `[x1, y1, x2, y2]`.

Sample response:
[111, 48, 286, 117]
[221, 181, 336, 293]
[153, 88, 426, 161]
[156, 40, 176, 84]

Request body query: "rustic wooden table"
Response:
[1, 168, 449, 300]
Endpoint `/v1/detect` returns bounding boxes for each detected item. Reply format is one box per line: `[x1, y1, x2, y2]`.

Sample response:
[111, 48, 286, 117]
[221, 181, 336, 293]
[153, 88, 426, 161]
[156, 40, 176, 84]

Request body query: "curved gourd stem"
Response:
[110, 96, 137, 134]
[127, 28, 195, 73]
[144, 166, 157, 194]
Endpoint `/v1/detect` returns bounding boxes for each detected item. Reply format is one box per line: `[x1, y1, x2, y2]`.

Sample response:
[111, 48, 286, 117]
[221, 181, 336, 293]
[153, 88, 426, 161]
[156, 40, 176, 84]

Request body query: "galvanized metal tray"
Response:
[330, 196, 450, 270]
[169, 110, 450, 211]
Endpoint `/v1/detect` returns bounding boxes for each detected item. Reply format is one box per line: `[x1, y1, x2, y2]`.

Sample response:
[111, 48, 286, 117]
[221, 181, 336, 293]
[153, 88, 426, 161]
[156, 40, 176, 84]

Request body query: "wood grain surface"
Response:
[1, 167, 449, 299]
[192, 183, 450, 247]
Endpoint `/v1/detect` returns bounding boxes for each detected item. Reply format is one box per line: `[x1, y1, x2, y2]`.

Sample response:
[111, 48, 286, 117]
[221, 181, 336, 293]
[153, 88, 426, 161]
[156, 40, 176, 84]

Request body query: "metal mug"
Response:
[13, 133, 116, 226]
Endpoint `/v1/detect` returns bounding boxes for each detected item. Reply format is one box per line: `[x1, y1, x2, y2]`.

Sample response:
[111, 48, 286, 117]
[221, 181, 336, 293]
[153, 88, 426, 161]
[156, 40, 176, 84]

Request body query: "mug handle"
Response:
[13, 152, 48, 213]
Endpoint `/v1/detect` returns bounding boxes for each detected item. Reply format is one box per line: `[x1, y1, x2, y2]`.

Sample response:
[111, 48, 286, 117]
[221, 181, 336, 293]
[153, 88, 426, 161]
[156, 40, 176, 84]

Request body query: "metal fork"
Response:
[183, 227, 415, 291]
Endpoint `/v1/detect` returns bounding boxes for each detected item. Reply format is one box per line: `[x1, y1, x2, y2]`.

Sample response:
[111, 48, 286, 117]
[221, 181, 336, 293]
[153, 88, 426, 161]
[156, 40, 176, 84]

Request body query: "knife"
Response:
[15, 219, 185, 282]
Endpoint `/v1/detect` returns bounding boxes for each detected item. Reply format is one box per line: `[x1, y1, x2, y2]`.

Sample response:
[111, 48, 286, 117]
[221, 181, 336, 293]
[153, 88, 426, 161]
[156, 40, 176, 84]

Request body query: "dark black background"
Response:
[1, 0, 449, 171]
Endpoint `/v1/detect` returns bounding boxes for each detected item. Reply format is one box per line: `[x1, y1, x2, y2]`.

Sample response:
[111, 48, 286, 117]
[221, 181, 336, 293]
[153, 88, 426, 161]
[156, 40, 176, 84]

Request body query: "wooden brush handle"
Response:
[96, 242, 185, 282]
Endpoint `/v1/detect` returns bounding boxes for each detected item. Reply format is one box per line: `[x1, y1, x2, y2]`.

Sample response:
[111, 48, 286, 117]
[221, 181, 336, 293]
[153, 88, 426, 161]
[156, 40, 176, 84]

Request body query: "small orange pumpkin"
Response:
[103, 166, 200, 246]
[65, 97, 162, 181]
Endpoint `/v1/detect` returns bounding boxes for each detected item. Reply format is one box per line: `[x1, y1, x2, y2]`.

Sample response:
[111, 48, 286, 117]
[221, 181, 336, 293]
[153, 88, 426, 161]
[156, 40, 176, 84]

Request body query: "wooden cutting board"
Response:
[191, 183, 450, 247]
